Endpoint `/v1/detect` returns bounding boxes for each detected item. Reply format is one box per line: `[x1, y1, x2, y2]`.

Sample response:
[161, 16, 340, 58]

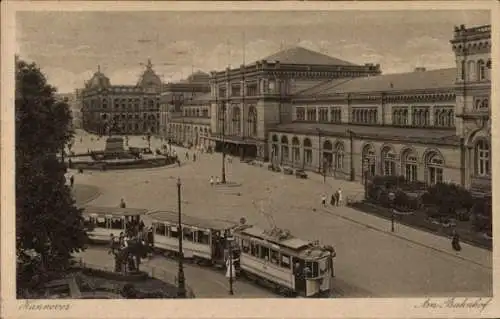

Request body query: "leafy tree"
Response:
[16, 58, 88, 295]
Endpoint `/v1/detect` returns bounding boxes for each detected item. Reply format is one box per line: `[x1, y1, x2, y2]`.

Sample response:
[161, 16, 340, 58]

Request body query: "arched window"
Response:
[362, 144, 376, 178]
[292, 136, 301, 166]
[448, 110, 454, 127]
[381, 146, 397, 176]
[467, 60, 475, 81]
[475, 140, 490, 176]
[247, 106, 257, 137]
[280, 135, 289, 164]
[401, 149, 418, 182]
[335, 142, 345, 170]
[322, 140, 333, 171]
[231, 106, 241, 135]
[425, 151, 444, 185]
[303, 138, 313, 167]
[402, 109, 408, 125]
[477, 60, 486, 80]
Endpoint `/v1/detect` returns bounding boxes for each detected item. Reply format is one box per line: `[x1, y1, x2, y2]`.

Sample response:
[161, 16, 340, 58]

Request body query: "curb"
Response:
[319, 207, 492, 270]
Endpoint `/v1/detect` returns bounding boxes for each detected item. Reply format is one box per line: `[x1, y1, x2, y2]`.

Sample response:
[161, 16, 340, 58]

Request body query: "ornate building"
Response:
[81, 60, 163, 135]
[209, 46, 381, 159]
[159, 71, 210, 142]
[268, 24, 491, 195]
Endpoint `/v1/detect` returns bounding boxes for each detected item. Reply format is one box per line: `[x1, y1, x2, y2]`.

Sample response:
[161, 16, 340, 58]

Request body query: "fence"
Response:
[75, 258, 196, 298]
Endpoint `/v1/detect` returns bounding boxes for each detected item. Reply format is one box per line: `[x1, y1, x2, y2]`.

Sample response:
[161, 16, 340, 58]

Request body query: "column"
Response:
[316, 106, 319, 122]
[327, 107, 332, 122]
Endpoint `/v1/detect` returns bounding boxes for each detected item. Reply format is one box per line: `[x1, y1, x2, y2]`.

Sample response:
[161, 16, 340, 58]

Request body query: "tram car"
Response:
[82, 206, 149, 243]
[232, 225, 336, 298]
[149, 211, 240, 267]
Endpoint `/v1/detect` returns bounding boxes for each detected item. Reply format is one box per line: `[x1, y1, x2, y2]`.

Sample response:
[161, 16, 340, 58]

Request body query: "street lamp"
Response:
[363, 158, 369, 200]
[346, 129, 355, 181]
[388, 191, 396, 232]
[316, 128, 324, 181]
[176, 178, 187, 298]
[221, 102, 227, 184]
[226, 230, 234, 295]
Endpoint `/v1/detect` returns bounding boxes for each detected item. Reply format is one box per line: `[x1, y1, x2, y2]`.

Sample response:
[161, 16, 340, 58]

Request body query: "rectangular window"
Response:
[296, 107, 305, 121]
[231, 85, 241, 97]
[247, 84, 258, 97]
[306, 108, 317, 121]
[259, 246, 270, 260]
[319, 108, 328, 122]
[170, 226, 179, 238]
[250, 242, 259, 257]
[280, 254, 291, 269]
[241, 239, 250, 253]
[196, 230, 210, 244]
[270, 250, 279, 266]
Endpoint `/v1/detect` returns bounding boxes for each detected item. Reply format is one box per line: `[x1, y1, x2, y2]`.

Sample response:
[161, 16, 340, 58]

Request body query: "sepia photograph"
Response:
[1, 1, 497, 318]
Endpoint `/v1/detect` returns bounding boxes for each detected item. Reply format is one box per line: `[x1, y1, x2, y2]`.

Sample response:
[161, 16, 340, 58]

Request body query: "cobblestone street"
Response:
[71, 132, 492, 297]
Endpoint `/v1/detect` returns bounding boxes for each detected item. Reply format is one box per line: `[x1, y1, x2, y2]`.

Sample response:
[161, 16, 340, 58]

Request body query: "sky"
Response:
[16, 10, 490, 93]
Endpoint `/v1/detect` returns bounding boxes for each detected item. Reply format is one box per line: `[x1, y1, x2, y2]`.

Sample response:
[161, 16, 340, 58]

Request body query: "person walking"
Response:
[330, 193, 337, 206]
[70, 175, 74, 188]
[210, 176, 214, 187]
[193, 153, 197, 162]
[321, 194, 327, 207]
[185, 152, 189, 160]
[452, 229, 462, 251]
[337, 188, 343, 206]
[216, 176, 221, 185]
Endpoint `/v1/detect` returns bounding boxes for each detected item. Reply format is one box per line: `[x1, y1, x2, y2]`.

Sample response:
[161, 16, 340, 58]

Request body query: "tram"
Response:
[82, 206, 149, 243]
[232, 225, 336, 297]
[149, 210, 240, 267]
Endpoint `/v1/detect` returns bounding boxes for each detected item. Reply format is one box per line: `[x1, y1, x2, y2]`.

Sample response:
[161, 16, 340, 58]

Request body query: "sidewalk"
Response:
[321, 204, 492, 269]
[74, 247, 275, 298]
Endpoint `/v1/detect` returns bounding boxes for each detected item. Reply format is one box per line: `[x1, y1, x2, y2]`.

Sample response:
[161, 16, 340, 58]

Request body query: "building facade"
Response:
[159, 71, 210, 142]
[208, 46, 382, 159]
[268, 24, 491, 195]
[55, 92, 82, 129]
[81, 60, 163, 135]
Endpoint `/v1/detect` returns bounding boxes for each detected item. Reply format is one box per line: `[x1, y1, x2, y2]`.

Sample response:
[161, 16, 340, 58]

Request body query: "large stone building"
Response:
[159, 71, 210, 142]
[81, 60, 164, 135]
[153, 24, 492, 195]
[55, 92, 82, 129]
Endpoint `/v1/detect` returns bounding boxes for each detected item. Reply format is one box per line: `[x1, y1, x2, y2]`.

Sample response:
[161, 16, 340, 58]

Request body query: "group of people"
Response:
[321, 188, 343, 207]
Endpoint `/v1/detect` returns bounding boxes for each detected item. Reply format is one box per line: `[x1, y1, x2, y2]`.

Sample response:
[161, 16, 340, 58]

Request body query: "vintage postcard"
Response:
[1, 1, 498, 318]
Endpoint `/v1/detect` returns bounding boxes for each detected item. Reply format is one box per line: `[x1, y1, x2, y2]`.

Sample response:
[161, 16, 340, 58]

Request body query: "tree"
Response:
[16, 58, 88, 295]
[421, 182, 474, 217]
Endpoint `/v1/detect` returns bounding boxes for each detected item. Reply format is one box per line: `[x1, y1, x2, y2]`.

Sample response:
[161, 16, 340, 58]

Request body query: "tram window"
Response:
[241, 239, 250, 253]
[250, 242, 259, 257]
[183, 228, 193, 242]
[280, 254, 291, 269]
[170, 226, 179, 238]
[270, 250, 279, 265]
[96, 217, 107, 228]
[259, 246, 270, 261]
[196, 231, 209, 244]
[155, 223, 166, 236]
[305, 261, 319, 278]
[110, 218, 124, 230]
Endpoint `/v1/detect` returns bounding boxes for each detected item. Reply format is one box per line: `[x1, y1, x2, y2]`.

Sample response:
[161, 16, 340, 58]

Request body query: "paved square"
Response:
[71, 131, 492, 297]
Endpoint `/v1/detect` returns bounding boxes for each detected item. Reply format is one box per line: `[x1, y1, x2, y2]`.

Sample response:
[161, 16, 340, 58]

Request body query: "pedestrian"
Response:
[120, 198, 126, 209]
[108, 234, 115, 255]
[321, 194, 327, 207]
[452, 229, 461, 251]
[70, 175, 74, 188]
[210, 176, 214, 187]
[216, 176, 221, 185]
[334, 190, 340, 207]
[330, 193, 336, 206]
[336, 188, 343, 206]
[193, 153, 197, 162]
[225, 256, 236, 279]
[185, 152, 189, 160]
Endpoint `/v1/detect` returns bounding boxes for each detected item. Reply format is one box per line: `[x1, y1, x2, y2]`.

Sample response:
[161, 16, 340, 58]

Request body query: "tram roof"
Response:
[82, 206, 149, 217]
[149, 210, 238, 230]
[236, 226, 331, 259]
[238, 226, 311, 250]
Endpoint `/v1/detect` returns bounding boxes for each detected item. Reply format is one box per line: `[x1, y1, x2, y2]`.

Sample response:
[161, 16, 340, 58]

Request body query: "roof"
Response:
[81, 206, 149, 216]
[149, 210, 238, 230]
[237, 226, 311, 250]
[271, 123, 460, 145]
[295, 68, 457, 96]
[185, 92, 212, 104]
[259, 46, 357, 66]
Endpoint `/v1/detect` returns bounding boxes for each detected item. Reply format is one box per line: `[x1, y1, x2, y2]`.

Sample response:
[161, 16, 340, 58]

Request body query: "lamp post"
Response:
[316, 128, 323, 178]
[226, 230, 234, 295]
[363, 158, 369, 200]
[388, 191, 395, 232]
[176, 178, 186, 298]
[221, 102, 227, 184]
[346, 129, 355, 181]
